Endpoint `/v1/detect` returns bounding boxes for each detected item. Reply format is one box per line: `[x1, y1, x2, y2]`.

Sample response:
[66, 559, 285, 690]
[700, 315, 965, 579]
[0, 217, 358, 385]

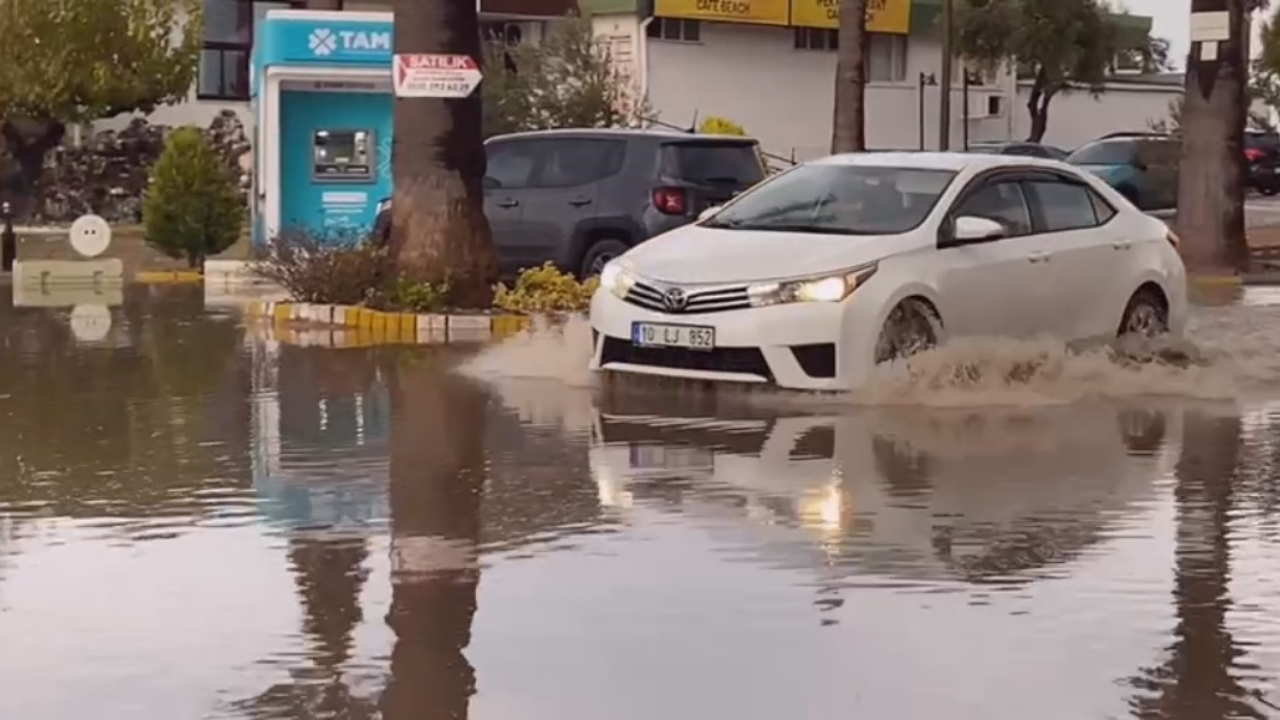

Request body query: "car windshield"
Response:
[701, 164, 957, 235]
[1068, 140, 1137, 166]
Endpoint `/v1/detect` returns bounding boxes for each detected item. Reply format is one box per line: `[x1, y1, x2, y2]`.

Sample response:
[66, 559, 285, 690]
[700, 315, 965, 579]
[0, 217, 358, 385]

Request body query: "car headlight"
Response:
[746, 265, 877, 307]
[599, 262, 638, 299]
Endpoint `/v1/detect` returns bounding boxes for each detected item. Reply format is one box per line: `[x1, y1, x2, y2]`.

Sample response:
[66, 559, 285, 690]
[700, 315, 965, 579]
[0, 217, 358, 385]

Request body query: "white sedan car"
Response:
[589, 152, 1188, 392]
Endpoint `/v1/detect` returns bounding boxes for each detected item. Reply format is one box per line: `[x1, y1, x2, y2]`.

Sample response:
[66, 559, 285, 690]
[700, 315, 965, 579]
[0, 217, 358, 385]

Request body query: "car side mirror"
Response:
[951, 216, 1006, 244]
[482, 176, 500, 190]
[697, 206, 722, 223]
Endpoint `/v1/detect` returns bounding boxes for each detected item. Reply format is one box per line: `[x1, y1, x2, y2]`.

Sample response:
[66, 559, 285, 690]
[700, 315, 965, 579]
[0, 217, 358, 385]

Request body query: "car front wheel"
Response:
[1117, 289, 1169, 339]
[875, 298, 942, 364]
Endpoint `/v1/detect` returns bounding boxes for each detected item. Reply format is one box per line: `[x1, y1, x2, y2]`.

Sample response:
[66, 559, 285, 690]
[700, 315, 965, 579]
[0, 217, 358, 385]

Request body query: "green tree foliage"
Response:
[481, 13, 648, 137]
[953, 0, 1166, 142]
[143, 127, 243, 268]
[0, 0, 201, 202]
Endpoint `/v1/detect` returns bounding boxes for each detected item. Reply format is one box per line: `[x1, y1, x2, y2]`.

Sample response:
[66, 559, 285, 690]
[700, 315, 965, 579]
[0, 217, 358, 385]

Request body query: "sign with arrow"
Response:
[393, 54, 482, 98]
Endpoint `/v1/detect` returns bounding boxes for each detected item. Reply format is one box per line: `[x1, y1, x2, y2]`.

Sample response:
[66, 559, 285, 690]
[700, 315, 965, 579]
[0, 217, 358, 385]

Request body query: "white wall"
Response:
[1013, 82, 1182, 151]
[645, 23, 1017, 160]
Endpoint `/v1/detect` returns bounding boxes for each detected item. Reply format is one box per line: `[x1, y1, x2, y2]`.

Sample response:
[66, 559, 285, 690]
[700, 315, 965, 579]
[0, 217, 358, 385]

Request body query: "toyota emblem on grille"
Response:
[662, 287, 688, 312]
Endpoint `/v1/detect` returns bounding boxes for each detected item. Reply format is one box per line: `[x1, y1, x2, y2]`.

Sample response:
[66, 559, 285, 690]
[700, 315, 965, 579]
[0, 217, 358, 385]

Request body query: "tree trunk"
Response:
[390, 0, 499, 308]
[380, 349, 487, 720]
[831, 0, 868, 153]
[1176, 0, 1249, 274]
[0, 118, 66, 217]
[1025, 72, 1053, 143]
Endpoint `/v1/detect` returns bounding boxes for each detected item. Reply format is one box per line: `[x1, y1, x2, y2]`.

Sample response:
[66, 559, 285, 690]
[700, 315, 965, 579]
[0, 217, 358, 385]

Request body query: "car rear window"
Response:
[1246, 133, 1280, 150]
[1067, 140, 1137, 166]
[659, 141, 765, 187]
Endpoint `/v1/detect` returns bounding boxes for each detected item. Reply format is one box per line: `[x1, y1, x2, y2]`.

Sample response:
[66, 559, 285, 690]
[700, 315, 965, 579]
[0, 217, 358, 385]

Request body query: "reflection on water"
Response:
[1, 286, 1279, 718]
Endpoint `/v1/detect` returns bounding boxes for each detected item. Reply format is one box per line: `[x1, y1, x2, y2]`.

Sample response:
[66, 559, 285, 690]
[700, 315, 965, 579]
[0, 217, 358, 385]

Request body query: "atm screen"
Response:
[313, 129, 374, 181]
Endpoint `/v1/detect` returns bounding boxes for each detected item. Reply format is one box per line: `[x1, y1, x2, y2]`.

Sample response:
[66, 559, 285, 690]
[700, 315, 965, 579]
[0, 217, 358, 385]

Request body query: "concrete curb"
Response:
[244, 301, 535, 346]
[136, 270, 204, 284]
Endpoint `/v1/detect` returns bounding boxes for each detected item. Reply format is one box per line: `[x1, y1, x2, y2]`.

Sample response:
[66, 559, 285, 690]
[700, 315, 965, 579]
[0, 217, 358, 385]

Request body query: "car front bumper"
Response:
[588, 289, 880, 392]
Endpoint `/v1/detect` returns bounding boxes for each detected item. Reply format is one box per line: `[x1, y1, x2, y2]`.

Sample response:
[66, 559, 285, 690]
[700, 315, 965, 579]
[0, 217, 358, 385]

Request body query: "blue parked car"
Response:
[1067, 135, 1179, 211]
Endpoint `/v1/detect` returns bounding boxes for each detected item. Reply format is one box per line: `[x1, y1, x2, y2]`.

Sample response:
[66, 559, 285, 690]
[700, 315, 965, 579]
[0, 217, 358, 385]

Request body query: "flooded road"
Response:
[2, 285, 1280, 719]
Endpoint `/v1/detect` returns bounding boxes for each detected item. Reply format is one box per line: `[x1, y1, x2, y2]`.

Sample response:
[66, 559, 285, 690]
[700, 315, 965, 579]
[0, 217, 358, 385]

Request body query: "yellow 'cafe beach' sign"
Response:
[653, 0, 912, 34]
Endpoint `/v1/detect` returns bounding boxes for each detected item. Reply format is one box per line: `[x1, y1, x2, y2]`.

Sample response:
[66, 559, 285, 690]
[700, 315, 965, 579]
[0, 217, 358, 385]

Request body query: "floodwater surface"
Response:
[2, 284, 1280, 719]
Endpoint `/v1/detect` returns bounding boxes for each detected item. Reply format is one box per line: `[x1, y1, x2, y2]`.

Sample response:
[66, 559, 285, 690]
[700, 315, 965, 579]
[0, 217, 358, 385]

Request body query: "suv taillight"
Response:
[653, 187, 687, 215]
[1246, 148, 1265, 162]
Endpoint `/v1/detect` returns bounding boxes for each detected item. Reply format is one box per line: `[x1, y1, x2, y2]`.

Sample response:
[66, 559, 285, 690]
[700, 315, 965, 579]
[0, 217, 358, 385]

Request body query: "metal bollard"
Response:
[1, 201, 15, 272]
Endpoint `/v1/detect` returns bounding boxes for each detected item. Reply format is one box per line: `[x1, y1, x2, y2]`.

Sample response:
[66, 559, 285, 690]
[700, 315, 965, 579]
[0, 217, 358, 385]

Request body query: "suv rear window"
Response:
[659, 141, 765, 187]
[1245, 133, 1280, 150]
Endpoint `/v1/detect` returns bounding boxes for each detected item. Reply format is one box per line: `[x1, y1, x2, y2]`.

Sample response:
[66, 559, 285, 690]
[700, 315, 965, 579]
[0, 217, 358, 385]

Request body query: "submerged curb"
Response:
[244, 301, 534, 347]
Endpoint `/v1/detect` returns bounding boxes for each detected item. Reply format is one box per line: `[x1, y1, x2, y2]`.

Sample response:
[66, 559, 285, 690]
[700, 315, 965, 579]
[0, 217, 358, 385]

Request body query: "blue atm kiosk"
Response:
[251, 9, 396, 246]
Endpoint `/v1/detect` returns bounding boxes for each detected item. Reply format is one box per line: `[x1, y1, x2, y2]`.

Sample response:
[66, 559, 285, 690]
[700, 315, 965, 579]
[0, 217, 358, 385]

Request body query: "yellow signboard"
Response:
[790, 0, 912, 34]
[654, 0, 789, 26]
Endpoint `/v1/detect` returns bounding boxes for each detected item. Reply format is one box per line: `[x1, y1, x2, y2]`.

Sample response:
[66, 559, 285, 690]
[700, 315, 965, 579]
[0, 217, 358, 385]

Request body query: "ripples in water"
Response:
[1, 285, 1279, 718]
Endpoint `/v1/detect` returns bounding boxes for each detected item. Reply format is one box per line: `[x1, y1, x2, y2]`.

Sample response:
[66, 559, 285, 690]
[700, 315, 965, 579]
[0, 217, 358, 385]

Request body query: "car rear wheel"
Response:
[579, 239, 630, 279]
[1117, 289, 1169, 339]
[875, 298, 942, 364]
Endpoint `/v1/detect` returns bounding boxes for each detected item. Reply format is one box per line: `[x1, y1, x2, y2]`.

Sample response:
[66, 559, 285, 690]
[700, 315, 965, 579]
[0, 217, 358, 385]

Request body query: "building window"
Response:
[647, 17, 700, 42]
[793, 29, 907, 83]
[867, 34, 907, 83]
[794, 28, 837, 51]
[198, 0, 300, 101]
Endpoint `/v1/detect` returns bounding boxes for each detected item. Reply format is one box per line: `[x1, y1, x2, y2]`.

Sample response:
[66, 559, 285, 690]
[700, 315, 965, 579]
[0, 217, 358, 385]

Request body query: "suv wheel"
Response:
[579, 239, 630, 279]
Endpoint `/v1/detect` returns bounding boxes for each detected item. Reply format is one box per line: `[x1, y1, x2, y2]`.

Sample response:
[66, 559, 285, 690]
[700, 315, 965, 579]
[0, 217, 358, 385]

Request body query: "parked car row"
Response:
[372, 129, 767, 279]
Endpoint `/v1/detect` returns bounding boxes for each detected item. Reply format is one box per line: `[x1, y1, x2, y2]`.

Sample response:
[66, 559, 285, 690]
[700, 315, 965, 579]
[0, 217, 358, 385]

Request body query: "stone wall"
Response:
[0, 110, 251, 225]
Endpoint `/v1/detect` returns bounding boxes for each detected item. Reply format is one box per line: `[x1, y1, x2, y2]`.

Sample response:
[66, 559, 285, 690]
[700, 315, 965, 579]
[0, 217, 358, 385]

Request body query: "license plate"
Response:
[631, 322, 715, 350]
[628, 443, 712, 470]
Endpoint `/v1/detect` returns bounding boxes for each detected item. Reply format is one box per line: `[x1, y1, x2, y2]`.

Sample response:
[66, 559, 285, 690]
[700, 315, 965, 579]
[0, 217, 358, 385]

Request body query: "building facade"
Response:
[99, 0, 1181, 155]
[588, 0, 1180, 157]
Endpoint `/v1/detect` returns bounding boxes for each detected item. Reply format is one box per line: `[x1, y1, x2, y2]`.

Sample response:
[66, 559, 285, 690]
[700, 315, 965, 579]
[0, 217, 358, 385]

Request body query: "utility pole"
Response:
[938, 0, 954, 151]
[1177, 0, 1249, 274]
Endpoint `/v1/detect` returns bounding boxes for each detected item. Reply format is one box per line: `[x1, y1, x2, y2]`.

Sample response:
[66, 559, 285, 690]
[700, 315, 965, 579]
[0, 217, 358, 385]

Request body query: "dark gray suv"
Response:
[373, 128, 766, 278]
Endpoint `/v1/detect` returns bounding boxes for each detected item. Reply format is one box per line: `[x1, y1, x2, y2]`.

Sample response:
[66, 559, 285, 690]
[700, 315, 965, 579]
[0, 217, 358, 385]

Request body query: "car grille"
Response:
[600, 337, 772, 380]
[624, 281, 751, 314]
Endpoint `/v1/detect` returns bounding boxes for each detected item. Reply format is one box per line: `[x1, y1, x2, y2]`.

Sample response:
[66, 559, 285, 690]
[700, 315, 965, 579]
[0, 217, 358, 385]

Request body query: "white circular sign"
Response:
[68, 214, 112, 258]
[69, 304, 112, 343]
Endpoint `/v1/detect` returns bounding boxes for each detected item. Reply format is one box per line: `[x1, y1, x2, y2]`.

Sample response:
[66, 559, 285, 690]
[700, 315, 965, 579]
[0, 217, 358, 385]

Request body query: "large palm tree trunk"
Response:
[1176, 0, 1249, 274]
[390, 0, 499, 308]
[831, 0, 868, 153]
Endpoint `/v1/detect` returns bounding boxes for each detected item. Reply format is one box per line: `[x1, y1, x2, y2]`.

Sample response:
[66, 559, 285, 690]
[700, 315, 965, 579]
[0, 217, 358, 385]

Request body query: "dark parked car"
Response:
[966, 141, 1068, 160]
[1245, 130, 1280, 195]
[373, 128, 767, 278]
[1067, 135, 1179, 211]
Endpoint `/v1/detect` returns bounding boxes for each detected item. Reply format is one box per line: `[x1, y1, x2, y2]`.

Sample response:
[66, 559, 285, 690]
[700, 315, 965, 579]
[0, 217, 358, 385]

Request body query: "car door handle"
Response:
[1112, 240, 1132, 251]
[1027, 251, 1051, 263]
[497, 198, 519, 209]
[568, 197, 593, 207]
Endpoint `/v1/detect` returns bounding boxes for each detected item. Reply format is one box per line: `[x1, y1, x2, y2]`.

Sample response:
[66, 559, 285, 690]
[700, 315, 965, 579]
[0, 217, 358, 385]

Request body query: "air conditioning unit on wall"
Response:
[968, 93, 1008, 120]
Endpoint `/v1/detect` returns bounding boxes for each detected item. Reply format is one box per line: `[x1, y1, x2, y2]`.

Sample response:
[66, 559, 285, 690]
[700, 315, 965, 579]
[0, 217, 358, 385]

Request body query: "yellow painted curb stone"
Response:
[1188, 274, 1242, 287]
[136, 270, 203, 283]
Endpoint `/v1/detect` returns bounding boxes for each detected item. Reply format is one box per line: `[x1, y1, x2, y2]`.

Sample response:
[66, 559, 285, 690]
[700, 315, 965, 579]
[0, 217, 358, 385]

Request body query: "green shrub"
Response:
[493, 262, 598, 313]
[392, 276, 450, 313]
[252, 228, 391, 305]
[143, 126, 243, 268]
